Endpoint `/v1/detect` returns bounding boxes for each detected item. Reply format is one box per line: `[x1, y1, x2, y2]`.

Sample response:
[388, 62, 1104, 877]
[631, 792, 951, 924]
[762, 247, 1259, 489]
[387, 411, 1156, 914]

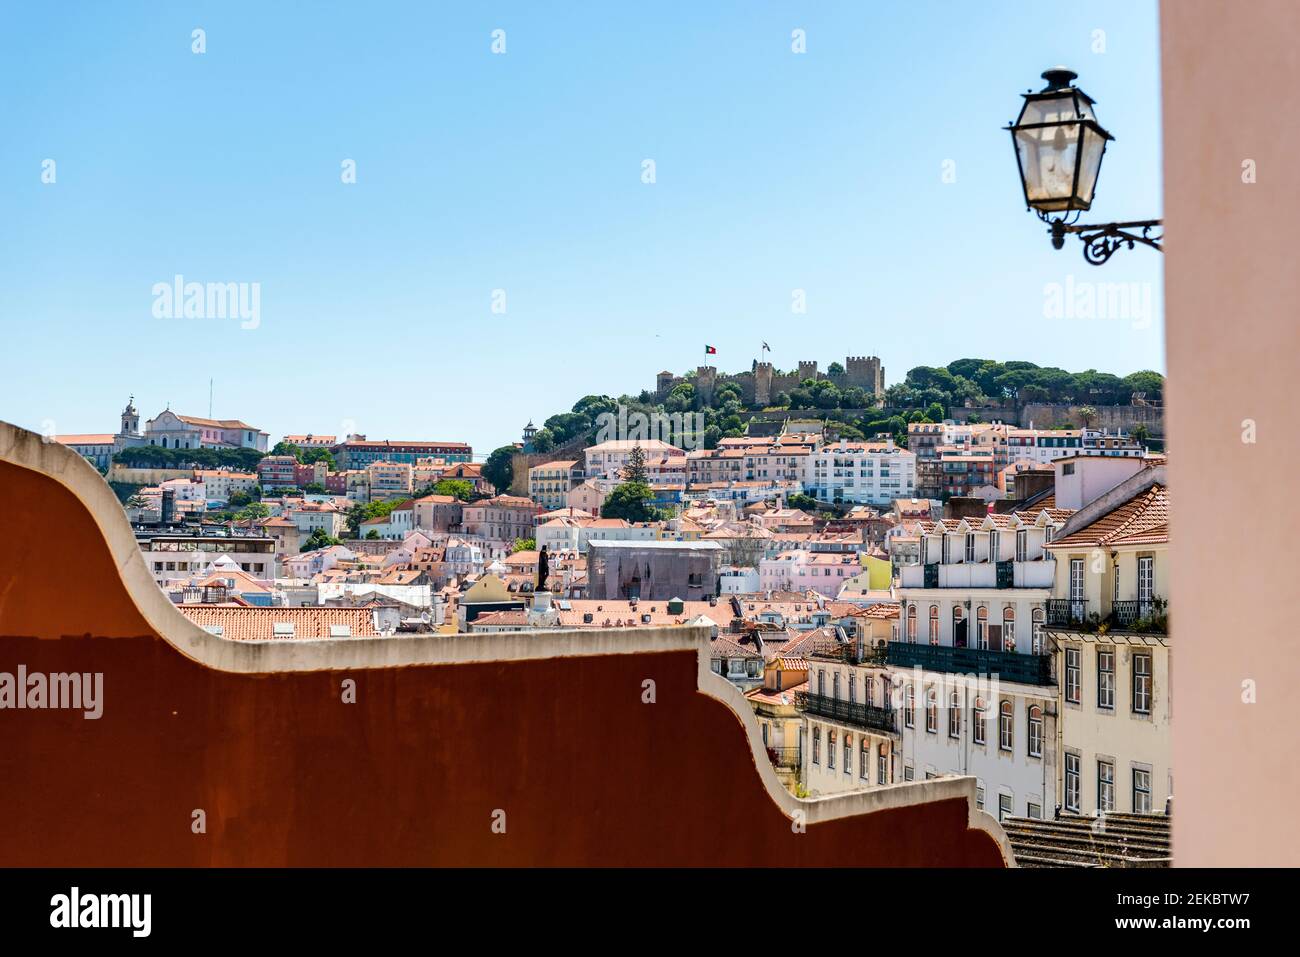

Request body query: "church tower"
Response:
[120, 396, 140, 437]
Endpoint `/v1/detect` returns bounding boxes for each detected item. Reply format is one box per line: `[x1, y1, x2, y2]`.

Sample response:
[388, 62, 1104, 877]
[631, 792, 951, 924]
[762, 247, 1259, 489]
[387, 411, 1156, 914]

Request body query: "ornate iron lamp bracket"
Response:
[1044, 214, 1164, 265]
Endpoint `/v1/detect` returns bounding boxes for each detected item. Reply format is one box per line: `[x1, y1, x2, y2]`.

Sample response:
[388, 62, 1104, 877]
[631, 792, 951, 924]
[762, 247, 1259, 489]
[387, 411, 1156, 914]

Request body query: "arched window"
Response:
[1027, 705, 1043, 758]
[977, 607, 988, 650]
[1003, 606, 1016, 652]
[928, 605, 939, 644]
[949, 690, 961, 738]
[973, 697, 987, 745]
[906, 605, 917, 642]
[925, 687, 938, 734]
[999, 701, 1014, 752]
[1031, 607, 1045, 654]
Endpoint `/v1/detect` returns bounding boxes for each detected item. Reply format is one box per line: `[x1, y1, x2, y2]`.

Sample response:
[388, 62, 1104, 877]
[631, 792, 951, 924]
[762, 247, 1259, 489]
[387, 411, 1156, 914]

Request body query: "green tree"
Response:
[1077, 406, 1099, 428]
[530, 427, 555, 453]
[234, 502, 270, 522]
[601, 481, 659, 523]
[1131, 424, 1151, 446]
[827, 361, 846, 377]
[301, 527, 341, 552]
[302, 482, 327, 494]
[621, 443, 649, 484]
[483, 446, 516, 493]
[365, 529, 380, 540]
[415, 478, 474, 501]
[511, 537, 537, 553]
[271, 441, 302, 459]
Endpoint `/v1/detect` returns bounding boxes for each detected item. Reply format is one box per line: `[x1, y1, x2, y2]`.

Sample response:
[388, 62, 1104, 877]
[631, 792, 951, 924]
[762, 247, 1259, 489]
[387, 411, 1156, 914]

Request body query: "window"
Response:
[904, 684, 915, 727]
[972, 697, 986, 745]
[964, 533, 975, 562]
[1031, 608, 1045, 654]
[1003, 606, 1016, 652]
[860, 740, 870, 779]
[843, 736, 852, 775]
[948, 691, 961, 738]
[1133, 653, 1152, 714]
[1098, 760, 1115, 812]
[1065, 647, 1081, 703]
[1065, 754, 1081, 812]
[903, 765, 914, 782]
[827, 731, 836, 770]
[1027, 705, 1043, 757]
[1133, 768, 1152, 813]
[849, 678, 857, 706]
[833, 672, 841, 701]
[1097, 647, 1115, 710]
[1137, 556, 1155, 609]
[1015, 529, 1028, 562]
[1028, 802, 1042, 819]
[877, 750, 888, 785]
[906, 605, 917, 642]
[989, 530, 1000, 562]
[925, 687, 938, 734]
[818, 669, 826, 696]
[998, 701, 1013, 752]
[998, 793, 1013, 821]
[976, 606, 988, 650]
[941, 534, 951, 563]
[812, 728, 821, 765]
[975, 785, 985, 809]
[928, 605, 939, 644]
[1069, 557, 1085, 617]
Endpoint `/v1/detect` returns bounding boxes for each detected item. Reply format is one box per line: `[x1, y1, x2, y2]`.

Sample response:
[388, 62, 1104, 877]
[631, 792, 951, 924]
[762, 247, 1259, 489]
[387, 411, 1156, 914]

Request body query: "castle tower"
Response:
[120, 396, 140, 437]
[754, 362, 774, 407]
[797, 360, 818, 383]
[696, 366, 718, 405]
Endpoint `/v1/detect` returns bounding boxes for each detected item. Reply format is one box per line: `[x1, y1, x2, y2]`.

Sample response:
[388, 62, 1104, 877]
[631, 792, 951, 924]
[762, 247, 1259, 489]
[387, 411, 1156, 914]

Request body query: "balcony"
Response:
[1109, 598, 1168, 634]
[795, 692, 899, 734]
[764, 746, 803, 770]
[900, 561, 1054, 590]
[807, 638, 888, 666]
[885, 642, 1054, 687]
[1046, 599, 1090, 628]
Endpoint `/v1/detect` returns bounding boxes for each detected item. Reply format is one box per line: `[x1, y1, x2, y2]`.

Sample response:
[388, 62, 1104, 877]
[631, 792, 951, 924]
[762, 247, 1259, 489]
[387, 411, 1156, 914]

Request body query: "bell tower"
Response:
[120, 395, 140, 437]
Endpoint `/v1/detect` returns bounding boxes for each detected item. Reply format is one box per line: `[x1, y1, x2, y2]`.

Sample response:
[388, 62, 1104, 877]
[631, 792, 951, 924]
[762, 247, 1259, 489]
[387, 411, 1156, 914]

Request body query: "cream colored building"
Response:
[1044, 465, 1170, 817]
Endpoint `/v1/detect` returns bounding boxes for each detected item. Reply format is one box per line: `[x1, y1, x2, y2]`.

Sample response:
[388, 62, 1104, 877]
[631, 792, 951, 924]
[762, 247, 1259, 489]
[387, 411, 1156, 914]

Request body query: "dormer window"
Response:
[964, 533, 975, 563]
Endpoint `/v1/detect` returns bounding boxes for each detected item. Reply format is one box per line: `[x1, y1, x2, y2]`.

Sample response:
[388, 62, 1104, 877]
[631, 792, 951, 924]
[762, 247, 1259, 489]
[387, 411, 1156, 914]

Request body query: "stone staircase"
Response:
[1003, 812, 1171, 868]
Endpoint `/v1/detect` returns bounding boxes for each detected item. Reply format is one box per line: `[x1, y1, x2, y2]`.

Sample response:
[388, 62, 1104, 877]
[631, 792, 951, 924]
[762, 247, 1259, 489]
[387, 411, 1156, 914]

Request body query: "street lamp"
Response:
[1007, 67, 1162, 264]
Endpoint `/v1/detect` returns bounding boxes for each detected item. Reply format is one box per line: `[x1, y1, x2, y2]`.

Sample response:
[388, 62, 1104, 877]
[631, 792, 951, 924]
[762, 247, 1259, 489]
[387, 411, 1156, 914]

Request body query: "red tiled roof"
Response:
[178, 606, 380, 641]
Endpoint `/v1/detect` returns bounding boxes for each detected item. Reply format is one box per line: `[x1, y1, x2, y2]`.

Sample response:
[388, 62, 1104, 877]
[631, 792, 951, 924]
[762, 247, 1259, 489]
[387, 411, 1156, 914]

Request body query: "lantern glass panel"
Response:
[1014, 119, 1084, 211]
[1074, 124, 1107, 207]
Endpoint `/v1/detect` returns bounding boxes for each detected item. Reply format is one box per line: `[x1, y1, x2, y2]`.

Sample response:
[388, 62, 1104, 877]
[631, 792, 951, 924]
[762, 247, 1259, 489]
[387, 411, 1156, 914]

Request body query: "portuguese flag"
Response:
[705, 345, 717, 354]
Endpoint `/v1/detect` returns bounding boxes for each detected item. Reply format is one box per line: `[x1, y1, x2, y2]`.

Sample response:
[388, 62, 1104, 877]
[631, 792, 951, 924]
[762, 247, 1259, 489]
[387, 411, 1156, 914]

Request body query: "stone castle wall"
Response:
[656, 355, 884, 407]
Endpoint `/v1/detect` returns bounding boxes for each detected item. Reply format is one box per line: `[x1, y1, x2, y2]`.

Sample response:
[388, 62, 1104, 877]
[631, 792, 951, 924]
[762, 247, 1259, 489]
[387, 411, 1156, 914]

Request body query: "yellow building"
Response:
[1044, 475, 1170, 817]
[745, 656, 808, 792]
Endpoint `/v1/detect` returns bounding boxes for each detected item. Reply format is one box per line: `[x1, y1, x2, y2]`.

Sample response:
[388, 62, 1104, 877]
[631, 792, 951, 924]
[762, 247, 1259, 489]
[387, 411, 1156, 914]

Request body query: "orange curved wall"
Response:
[0, 458, 1003, 866]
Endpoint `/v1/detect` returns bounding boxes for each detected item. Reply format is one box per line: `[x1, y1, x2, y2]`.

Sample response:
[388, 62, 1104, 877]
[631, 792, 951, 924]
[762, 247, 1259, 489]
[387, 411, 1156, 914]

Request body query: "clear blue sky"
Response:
[0, 1, 1163, 456]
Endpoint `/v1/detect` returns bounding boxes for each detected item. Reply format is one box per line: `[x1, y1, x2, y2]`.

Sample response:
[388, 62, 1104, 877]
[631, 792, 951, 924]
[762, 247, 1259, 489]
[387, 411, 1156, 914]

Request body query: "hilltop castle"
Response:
[655, 356, 885, 407]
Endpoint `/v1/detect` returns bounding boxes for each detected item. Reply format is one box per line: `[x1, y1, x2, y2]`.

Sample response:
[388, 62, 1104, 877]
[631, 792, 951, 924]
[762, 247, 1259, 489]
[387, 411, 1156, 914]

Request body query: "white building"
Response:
[805, 439, 916, 506]
[893, 508, 1069, 821]
[582, 439, 683, 481]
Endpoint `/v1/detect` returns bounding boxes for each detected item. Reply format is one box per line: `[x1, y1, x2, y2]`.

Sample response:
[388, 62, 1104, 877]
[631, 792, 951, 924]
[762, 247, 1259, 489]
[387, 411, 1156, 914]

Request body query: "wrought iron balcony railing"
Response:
[764, 746, 803, 769]
[1046, 598, 1090, 628]
[885, 642, 1055, 687]
[795, 692, 899, 734]
[1110, 598, 1167, 633]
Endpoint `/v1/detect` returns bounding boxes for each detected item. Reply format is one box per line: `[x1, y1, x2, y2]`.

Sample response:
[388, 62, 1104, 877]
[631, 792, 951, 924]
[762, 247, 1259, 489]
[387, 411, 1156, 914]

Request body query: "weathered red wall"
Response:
[0, 458, 1003, 866]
